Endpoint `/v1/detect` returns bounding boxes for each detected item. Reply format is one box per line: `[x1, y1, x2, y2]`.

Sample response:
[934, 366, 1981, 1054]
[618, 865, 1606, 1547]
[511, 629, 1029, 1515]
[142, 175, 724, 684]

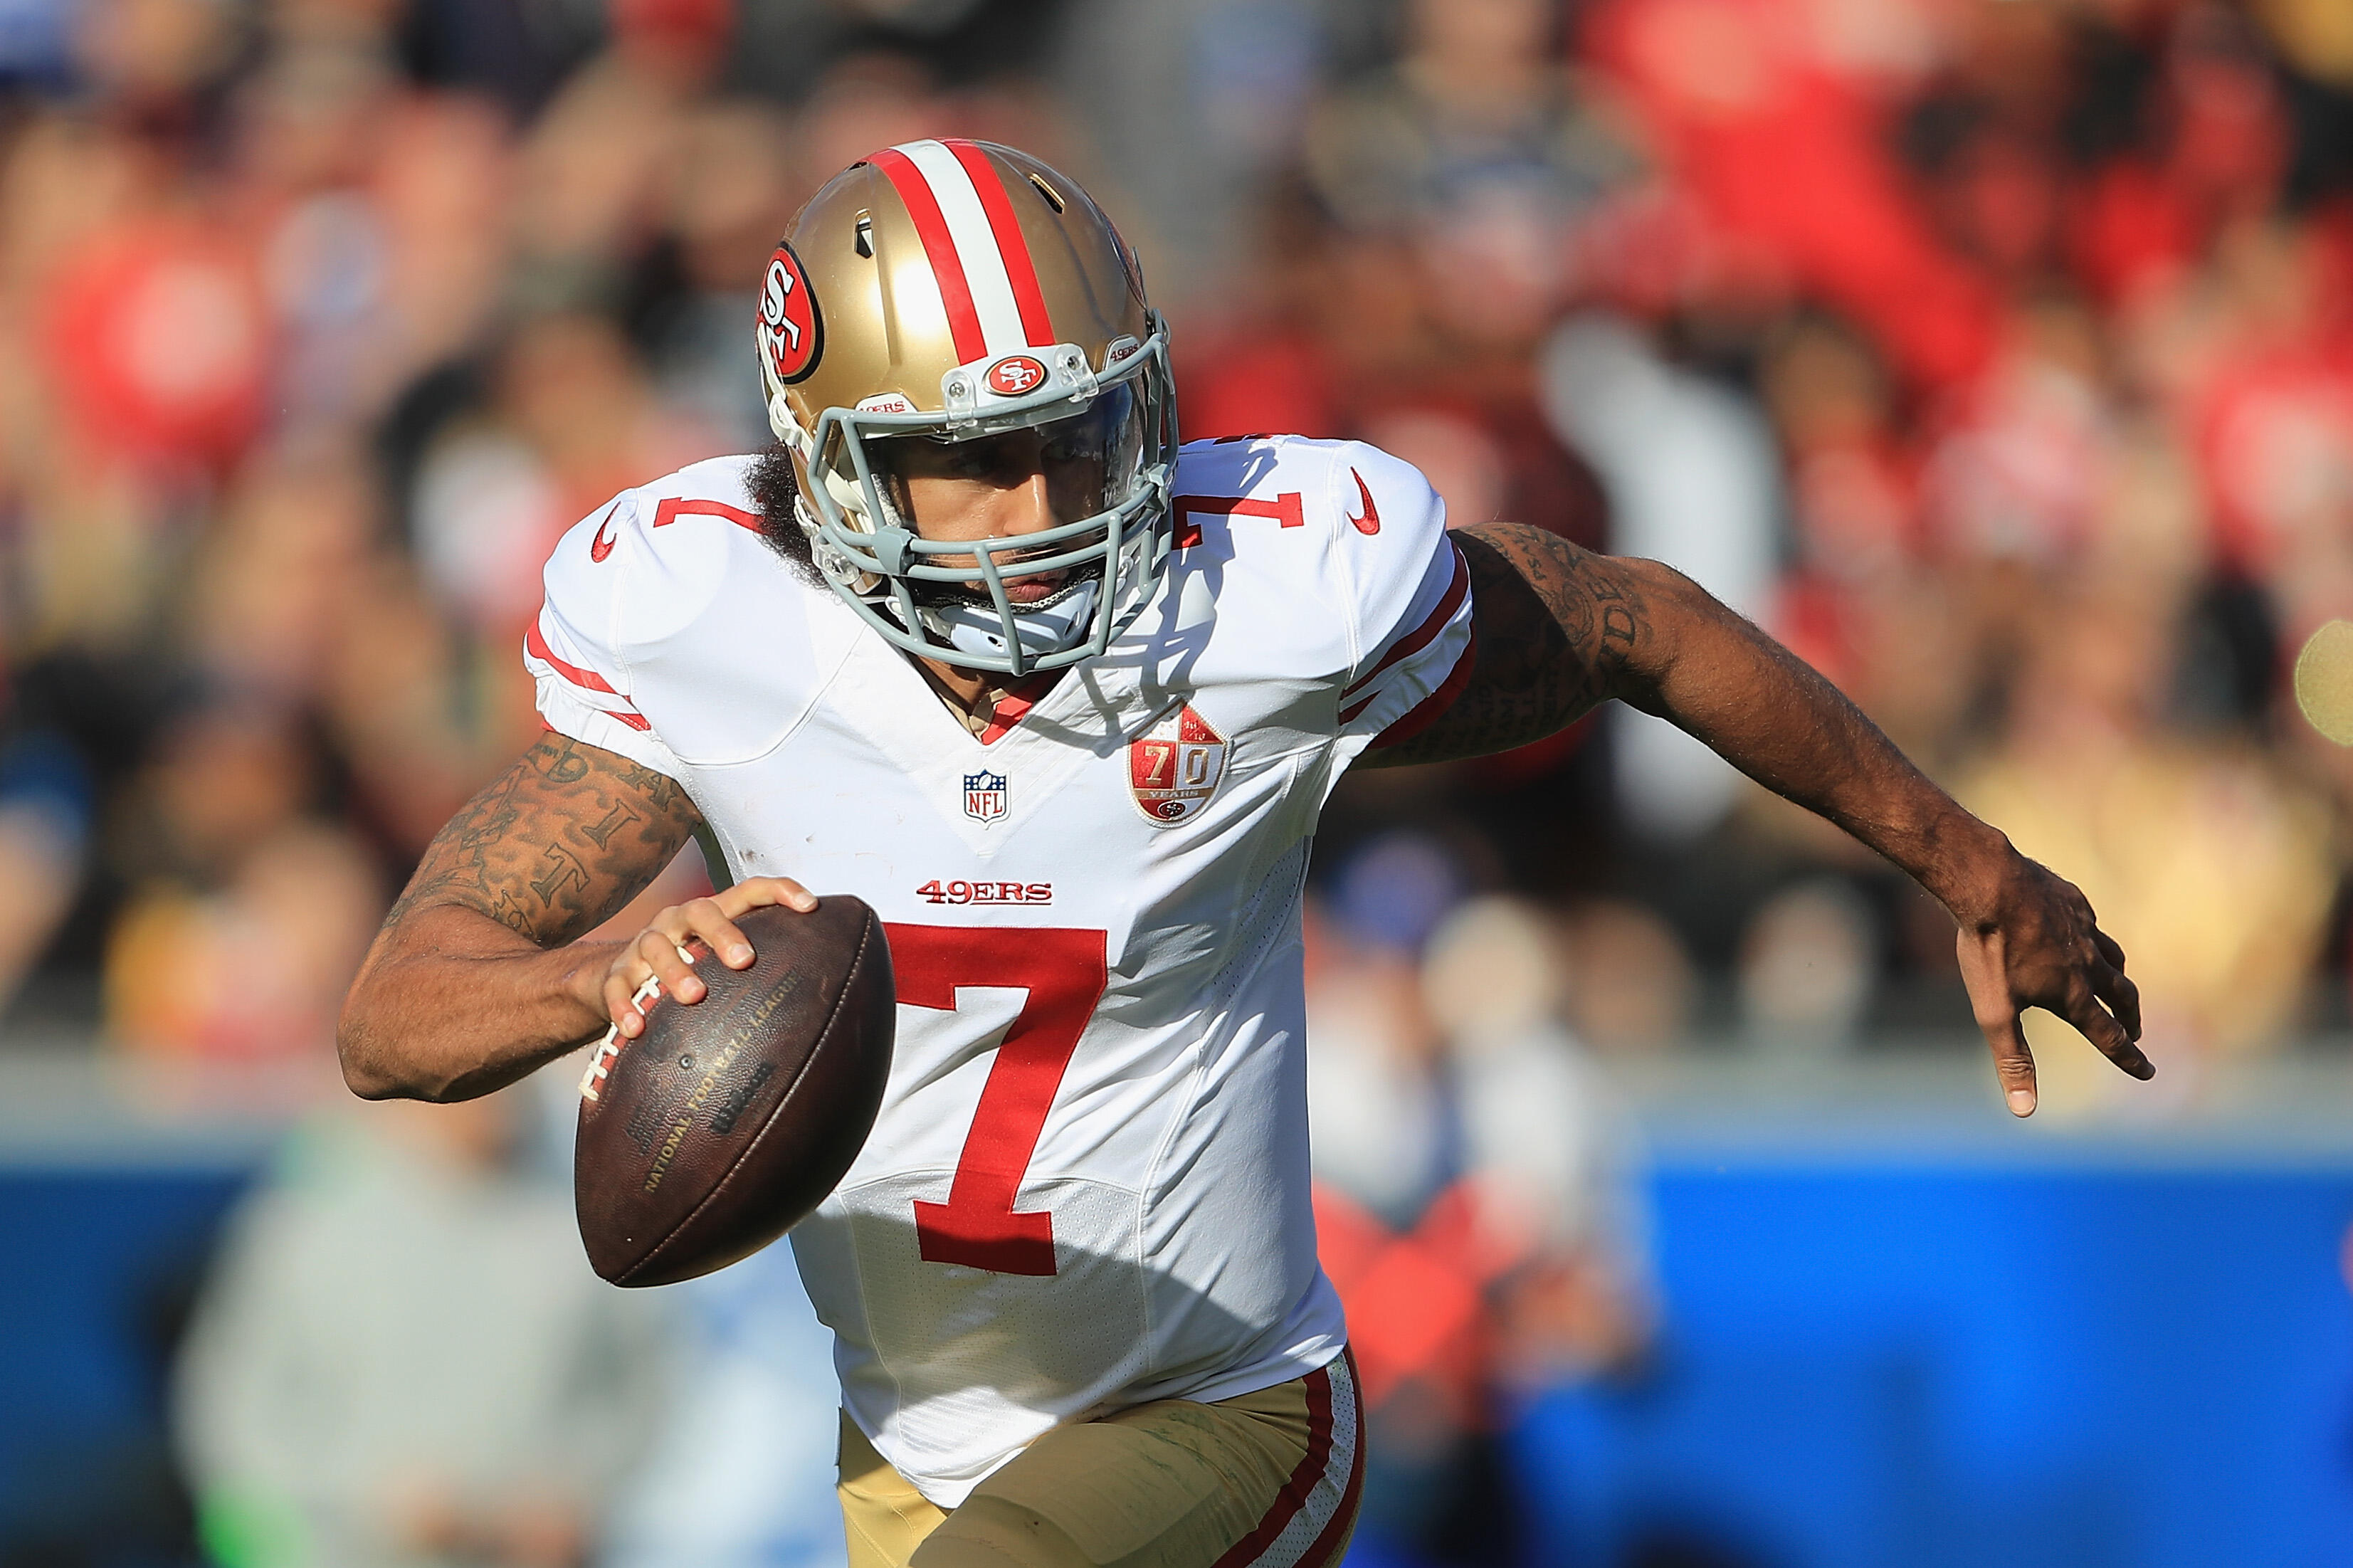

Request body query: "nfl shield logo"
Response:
[963, 770, 1009, 824]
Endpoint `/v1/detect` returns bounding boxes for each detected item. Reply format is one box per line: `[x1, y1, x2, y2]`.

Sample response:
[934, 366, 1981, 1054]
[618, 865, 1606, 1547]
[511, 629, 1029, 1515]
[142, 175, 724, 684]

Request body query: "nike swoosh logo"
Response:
[588, 504, 618, 562]
[1346, 468, 1380, 535]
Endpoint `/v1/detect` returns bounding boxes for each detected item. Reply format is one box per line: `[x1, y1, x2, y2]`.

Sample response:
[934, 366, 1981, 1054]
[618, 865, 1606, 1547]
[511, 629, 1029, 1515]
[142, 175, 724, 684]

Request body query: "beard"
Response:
[746, 441, 823, 587]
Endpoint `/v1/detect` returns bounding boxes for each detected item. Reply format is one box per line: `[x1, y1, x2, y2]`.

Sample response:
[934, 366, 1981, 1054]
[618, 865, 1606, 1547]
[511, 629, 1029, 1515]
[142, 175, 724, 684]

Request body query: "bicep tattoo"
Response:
[384, 735, 704, 947]
[1362, 522, 1652, 768]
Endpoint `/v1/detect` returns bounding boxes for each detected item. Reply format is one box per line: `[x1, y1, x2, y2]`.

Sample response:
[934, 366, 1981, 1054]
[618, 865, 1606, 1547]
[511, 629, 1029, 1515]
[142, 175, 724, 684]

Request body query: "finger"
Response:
[2063, 981, 2154, 1080]
[719, 875, 819, 917]
[2093, 958, 2143, 1043]
[1983, 1007, 2037, 1117]
[1984, 1006, 2037, 1116]
[674, 895, 757, 969]
[604, 969, 641, 1036]
[1956, 927, 2037, 1117]
[604, 962, 660, 1038]
[2091, 927, 2128, 972]
[636, 927, 705, 1004]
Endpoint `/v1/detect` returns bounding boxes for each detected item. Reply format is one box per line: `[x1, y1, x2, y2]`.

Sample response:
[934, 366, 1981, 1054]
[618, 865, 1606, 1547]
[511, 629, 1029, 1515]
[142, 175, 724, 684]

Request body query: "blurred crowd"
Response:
[0, 0, 2337, 1122]
[1274, 0, 2353, 1125]
[0, 0, 2338, 1100]
[0, 0, 2340, 1564]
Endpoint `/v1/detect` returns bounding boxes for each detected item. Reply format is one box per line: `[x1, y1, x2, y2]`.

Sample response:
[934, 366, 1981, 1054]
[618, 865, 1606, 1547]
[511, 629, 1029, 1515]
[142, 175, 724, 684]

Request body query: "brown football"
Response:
[573, 897, 895, 1288]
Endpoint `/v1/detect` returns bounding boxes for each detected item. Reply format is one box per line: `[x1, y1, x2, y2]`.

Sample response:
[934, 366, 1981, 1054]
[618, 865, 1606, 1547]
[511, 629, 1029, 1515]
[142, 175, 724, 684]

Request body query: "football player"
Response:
[339, 142, 2147, 1568]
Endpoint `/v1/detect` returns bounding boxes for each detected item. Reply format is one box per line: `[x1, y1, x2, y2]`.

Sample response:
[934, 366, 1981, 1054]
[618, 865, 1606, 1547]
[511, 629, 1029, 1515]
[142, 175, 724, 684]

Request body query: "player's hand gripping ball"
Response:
[574, 897, 895, 1286]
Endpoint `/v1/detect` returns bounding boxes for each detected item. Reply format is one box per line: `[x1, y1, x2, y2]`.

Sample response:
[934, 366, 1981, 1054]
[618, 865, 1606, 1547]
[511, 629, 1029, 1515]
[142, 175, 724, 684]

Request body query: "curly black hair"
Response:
[747, 442, 823, 587]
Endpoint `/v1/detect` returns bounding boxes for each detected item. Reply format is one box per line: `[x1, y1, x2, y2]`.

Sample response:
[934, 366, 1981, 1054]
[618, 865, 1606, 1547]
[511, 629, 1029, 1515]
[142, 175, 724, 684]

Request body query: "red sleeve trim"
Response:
[1342, 544, 1469, 700]
[526, 615, 633, 704]
[1367, 632, 1475, 749]
[540, 707, 653, 735]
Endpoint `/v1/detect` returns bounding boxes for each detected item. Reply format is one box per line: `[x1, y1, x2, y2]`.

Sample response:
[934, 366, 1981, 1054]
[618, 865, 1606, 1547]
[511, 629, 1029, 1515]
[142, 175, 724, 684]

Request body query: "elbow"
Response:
[337, 1038, 466, 1103]
[336, 1025, 411, 1101]
[339, 1063, 405, 1102]
[337, 978, 398, 1099]
[337, 954, 406, 1099]
[336, 1001, 501, 1105]
[335, 991, 441, 1103]
[1620, 554, 1712, 615]
[1614, 554, 1764, 686]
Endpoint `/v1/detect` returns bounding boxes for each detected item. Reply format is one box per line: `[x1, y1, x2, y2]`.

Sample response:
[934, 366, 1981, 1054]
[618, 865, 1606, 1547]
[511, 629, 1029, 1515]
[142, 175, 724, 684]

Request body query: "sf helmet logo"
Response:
[986, 356, 1047, 396]
[757, 244, 822, 384]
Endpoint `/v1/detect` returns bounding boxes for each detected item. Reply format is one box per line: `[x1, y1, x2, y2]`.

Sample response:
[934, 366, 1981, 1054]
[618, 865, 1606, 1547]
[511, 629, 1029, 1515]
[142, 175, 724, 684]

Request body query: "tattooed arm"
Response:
[337, 735, 814, 1103]
[1364, 526, 1956, 836]
[1365, 522, 2151, 1115]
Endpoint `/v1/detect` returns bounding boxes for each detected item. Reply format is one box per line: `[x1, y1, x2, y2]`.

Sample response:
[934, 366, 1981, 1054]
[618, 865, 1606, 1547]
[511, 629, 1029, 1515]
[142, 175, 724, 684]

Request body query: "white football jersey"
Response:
[528, 435, 1475, 1505]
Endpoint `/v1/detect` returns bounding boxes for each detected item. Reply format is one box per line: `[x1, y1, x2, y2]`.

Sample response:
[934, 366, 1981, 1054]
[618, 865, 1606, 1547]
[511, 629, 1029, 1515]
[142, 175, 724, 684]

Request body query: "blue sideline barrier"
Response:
[0, 1165, 247, 1555]
[4, 1153, 2352, 1566]
[1515, 1159, 2353, 1568]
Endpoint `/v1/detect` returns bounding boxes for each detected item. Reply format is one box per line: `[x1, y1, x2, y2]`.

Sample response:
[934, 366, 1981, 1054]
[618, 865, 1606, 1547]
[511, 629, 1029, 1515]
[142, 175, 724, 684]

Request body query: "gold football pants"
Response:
[836, 1352, 1362, 1568]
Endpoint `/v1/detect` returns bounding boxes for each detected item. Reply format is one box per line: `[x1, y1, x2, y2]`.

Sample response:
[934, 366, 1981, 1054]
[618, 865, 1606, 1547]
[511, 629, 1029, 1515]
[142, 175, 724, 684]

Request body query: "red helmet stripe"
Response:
[868, 146, 989, 364]
[943, 140, 1056, 347]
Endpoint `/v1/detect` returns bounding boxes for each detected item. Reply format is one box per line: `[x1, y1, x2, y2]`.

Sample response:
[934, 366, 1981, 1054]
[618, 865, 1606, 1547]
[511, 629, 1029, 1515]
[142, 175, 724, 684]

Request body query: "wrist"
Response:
[559, 940, 623, 1030]
[1915, 810, 2017, 931]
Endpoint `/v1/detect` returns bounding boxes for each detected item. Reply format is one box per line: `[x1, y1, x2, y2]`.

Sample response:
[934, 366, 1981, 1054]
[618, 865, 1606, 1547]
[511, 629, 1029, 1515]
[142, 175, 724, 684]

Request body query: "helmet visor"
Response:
[794, 320, 1178, 675]
[861, 381, 1144, 603]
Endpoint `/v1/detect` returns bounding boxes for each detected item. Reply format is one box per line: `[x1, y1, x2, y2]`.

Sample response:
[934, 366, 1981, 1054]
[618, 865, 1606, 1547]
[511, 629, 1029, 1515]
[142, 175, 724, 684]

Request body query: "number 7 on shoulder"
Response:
[885, 924, 1110, 1276]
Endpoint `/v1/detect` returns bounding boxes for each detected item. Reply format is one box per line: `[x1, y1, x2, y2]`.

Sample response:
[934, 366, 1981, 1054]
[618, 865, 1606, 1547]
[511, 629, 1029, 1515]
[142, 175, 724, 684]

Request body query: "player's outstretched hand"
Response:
[594, 875, 818, 1039]
[1951, 848, 2149, 1117]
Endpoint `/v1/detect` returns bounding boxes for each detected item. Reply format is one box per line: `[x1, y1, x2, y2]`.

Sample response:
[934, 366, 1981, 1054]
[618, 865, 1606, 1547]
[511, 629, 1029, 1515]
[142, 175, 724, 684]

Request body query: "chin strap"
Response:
[923, 577, 1102, 663]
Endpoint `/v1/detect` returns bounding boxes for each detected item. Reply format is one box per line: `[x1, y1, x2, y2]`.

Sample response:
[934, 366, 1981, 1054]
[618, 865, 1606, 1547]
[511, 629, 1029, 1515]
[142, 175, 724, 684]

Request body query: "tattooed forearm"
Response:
[342, 735, 705, 1101]
[1363, 523, 1655, 767]
[1365, 520, 2014, 927]
[384, 735, 702, 947]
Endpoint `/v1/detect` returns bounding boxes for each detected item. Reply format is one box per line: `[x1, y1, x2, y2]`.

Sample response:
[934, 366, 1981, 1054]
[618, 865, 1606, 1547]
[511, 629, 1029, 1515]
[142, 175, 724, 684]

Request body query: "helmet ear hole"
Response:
[1025, 172, 1065, 213]
[853, 214, 874, 258]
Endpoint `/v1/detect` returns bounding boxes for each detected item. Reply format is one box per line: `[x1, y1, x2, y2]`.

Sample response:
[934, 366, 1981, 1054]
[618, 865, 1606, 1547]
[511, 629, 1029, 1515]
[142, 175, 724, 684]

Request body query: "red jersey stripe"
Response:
[868, 147, 988, 364]
[943, 140, 1055, 347]
[526, 618, 628, 701]
[1367, 632, 1475, 748]
[1342, 544, 1470, 700]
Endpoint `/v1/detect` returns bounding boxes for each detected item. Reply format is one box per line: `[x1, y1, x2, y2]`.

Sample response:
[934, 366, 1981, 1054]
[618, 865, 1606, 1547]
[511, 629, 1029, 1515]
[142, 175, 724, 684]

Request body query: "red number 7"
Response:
[885, 924, 1110, 1276]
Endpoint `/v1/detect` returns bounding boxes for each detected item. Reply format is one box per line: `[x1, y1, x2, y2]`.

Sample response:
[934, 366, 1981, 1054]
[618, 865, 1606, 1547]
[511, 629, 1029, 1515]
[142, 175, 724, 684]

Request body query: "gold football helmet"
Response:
[759, 140, 1176, 675]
